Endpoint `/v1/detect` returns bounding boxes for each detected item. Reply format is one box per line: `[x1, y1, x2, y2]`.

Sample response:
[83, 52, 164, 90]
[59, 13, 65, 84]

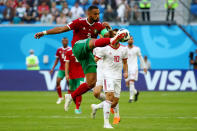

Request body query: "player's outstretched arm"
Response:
[50, 58, 59, 74]
[34, 26, 70, 39]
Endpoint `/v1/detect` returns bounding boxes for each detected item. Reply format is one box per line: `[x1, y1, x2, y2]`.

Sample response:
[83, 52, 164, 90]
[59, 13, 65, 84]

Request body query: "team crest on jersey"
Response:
[59, 51, 61, 53]
[83, 27, 86, 30]
[94, 29, 98, 34]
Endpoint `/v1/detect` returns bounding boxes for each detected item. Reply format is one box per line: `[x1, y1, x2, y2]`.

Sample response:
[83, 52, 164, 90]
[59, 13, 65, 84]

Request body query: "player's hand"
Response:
[144, 68, 147, 74]
[102, 22, 111, 30]
[66, 75, 70, 81]
[34, 32, 44, 39]
[124, 72, 128, 79]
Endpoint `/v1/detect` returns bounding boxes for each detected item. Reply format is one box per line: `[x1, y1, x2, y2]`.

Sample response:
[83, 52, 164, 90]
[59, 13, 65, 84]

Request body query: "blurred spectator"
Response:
[61, 2, 70, 16]
[80, 0, 90, 12]
[15, 1, 26, 23]
[139, 0, 151, 21]
[0, 0, 6, 23]
[26, 0, 35, 7]
[38, 1, 49, 17]
[117, 0, 127, 23]
[165, 0, 178, 21]
[56, 12, 67, 24]
[190, 49, 197, 69]
[40, 10, 53, 24]
[70, 2, 84, 20]
[190, 0, 197, 16]
[3, 1, 15, 23]
[24, 4, 37, 23]
[26, 49, 40, 70]
[51, 2, 59, 20]
[103, 0, 117, 21]
[141, 55, 151, 69]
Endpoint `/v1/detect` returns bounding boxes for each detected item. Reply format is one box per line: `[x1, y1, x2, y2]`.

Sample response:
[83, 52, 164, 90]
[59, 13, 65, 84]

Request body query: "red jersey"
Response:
[66, 18, 105, 47]
[56, 47, 71, 70]
[65, 49, 85, 79]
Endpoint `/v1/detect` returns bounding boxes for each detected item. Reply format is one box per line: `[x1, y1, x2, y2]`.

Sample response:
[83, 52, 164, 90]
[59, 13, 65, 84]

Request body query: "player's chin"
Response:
[93, 18, 99, 22]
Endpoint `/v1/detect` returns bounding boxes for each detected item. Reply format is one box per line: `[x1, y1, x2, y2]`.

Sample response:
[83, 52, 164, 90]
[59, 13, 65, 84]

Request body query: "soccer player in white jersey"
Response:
[126, 36, 147, 103]
[91, 37, 128, 129]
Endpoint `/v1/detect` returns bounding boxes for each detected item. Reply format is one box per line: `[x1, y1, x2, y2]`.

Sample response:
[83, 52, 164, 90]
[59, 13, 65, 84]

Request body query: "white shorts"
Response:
[96, 68, 104, 86]
[103, 79, 121, 98]
[126, 69, 138, 81]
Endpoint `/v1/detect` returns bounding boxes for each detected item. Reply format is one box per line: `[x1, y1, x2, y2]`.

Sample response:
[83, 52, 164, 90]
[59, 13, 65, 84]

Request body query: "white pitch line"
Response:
[0, 115, 197, 119]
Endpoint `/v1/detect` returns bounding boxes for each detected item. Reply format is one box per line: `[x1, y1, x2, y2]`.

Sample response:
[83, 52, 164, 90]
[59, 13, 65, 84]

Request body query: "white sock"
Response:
[95, 101, 104, 109]
[114, 103, 119, 118]
[129, 81, 137, 100]
[103, 100, 111, 125]
[98, 93, 106, 101]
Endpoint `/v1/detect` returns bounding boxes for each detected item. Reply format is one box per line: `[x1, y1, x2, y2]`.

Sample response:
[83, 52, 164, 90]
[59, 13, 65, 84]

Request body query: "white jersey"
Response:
[127, 45, 145, 72]
[93, 47, 104, 70]
[96, 45, 128, 80]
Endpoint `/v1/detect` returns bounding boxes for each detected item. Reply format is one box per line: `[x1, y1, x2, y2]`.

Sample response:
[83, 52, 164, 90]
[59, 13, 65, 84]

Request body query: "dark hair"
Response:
[113, 28, 119, 32]
[88, 5, 99, 11]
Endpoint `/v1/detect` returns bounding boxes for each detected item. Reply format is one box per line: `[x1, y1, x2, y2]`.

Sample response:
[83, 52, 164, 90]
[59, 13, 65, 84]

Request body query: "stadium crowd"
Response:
[0, 0, 143, 24]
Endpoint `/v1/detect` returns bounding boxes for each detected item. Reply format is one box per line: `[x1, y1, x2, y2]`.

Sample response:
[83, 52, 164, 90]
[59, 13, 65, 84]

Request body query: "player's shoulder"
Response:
[77, 17, 87, 22]
[120, 44, 127, 49]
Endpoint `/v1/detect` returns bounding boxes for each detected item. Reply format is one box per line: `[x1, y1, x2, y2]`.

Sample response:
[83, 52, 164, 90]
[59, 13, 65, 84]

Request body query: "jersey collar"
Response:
[109, 44, 120, 50]
[62, 47, 68, 50]
[86, 18, 95, 26]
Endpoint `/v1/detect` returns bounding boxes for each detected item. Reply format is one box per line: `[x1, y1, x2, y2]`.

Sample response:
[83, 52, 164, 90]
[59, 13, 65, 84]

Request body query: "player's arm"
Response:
[34, 26, 70, 39]
[137, 48, 147, 74]
[94, 56, 101, 62]
[50, 57, 59, 74]
[65, 61, 70, 81]
[101, 22, 114, 38]
[123, 59, 128, 79]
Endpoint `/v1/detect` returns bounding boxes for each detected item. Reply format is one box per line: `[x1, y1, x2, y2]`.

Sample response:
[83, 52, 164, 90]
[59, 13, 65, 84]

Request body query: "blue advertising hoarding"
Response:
[0, 70, 196, 91]
[0, 25, 196, 70]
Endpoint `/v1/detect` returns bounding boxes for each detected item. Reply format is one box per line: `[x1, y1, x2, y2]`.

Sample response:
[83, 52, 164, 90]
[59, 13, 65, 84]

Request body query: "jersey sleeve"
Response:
[56, 49, 59, 58]
[66, 18, 80, 30]
[95, 47, 105, 59]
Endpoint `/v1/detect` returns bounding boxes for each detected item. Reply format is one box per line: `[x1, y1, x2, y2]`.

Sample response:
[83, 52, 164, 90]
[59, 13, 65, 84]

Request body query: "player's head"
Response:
[87, 5, 99, 22]
[62, 37, 68, 47]
[113, 28, 119, 37]
[128, 36, 134, 46]
[29, 49, 34, 55]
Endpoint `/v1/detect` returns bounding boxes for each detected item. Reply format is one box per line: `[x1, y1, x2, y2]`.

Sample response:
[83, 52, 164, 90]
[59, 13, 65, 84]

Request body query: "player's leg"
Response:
[103, 92, 114, 129]
[129, 80, 138, 102]
[111, 79, 121, 124]
[56, 70, 64, 104]
[88, 31, 127, 50]
[64, 39, 97, 111]
[93, 85, 105, 101]
[74, 78, 84, 114]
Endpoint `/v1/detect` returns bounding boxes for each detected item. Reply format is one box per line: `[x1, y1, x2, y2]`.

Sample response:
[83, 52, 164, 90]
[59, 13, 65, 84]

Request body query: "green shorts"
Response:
[72, 38, 97, 74]
[69, 78, 85, 91]
[57, 70, 65, 79]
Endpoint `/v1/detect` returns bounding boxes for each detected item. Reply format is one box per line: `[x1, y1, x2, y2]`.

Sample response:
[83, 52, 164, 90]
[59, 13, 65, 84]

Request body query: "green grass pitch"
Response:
[0, 91, 197, 131]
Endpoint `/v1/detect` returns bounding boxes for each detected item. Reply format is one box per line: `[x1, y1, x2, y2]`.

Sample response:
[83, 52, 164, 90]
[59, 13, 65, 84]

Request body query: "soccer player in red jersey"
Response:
[65, 49, 85, 114]
[50, 37, 71, 104]
[34, 5, 126, 112]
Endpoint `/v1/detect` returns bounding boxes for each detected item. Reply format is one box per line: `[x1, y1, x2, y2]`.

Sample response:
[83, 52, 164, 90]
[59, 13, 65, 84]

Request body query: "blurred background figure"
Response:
[139, 0, 151, 21]
[26, 49, 40, 70]
[165, 0, 178, 21]
[141, 55, 151, 69]
[190, 49, 197, 70]
[56, 12, 67, 24]
[70, 2, 84, 20]
[40, 10, 53, 24]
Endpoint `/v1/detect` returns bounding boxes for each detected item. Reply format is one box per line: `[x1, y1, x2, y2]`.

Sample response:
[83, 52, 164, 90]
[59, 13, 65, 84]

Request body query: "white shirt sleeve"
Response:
[137, 48, 146, 69]
[95, 47, 106, 59]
